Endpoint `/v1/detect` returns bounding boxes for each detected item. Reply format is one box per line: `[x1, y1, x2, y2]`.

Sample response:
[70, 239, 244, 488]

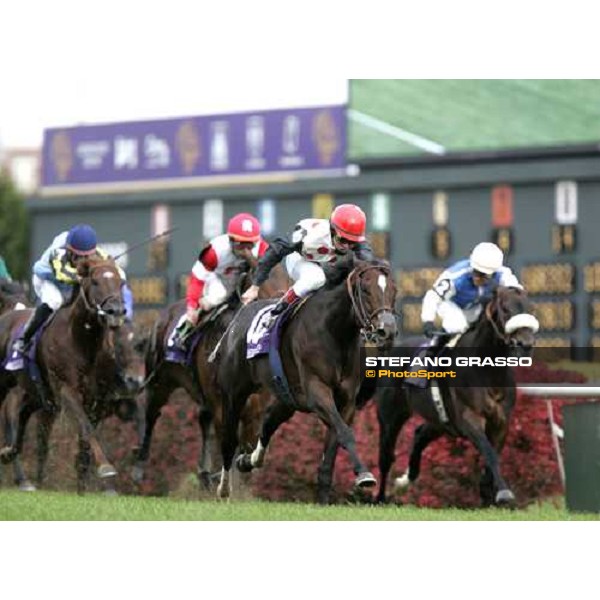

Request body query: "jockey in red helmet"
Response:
[240, 204, 373, 320]
[172, 213, 268, 349]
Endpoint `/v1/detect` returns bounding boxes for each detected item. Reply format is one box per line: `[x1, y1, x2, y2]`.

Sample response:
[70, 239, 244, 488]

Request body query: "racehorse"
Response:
[216, 257, 397, 499]
[376, 286, 538, 507]
[0, 280, 34, 490]
[0, 280, 29, 313]
[132, 263, 289, 489]
[0, 257, 144, 493]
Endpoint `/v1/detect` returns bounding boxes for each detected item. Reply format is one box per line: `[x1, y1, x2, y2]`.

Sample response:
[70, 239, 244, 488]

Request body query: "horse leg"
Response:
[460, 417, 514, 507]
[236, 398, 295, 474]
[75, 438, 92, 495]
[59, 386, 115, 481]
[131, 389, 147, 458]
[309, 379, 375, 490]
[217, 394, 246, 500]
[4, 389, 36, 491]
[316, 430, 339, 505]
[374, 387, 411, 503]
[395, 422, 444, 494]
[35, 409, 57, 488]
[197, 407, 213, 490]
[480, 401, 511, 507]
[0, 392, 38, 466]
[132, 382, 169, 483]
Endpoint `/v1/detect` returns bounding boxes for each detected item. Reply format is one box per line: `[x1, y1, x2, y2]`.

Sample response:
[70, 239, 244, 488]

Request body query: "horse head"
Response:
[347, 259, 397, 348]
[76, 257, 126, 329]
[484, 286, 539, 356]
[0, 280, 29, 314]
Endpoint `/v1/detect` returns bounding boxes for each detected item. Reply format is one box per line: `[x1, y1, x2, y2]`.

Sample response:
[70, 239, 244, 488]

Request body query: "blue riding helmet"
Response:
[66, 224, 97, 255]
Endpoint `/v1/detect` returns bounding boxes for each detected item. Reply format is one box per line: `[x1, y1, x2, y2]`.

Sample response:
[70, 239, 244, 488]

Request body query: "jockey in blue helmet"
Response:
[14, 224, 134, 354]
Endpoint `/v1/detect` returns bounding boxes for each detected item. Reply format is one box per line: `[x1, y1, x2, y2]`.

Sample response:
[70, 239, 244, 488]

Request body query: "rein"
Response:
[484, 298, 510, 344]
[346, 264, 394, 333]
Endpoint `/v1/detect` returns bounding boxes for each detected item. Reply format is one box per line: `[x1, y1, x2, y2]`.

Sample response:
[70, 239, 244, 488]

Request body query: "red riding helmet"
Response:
[227, 213, 261, 242]
[330, 204, 366, 242]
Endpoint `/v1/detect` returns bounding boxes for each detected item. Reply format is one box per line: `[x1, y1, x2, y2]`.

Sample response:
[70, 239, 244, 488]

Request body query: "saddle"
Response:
[164, 304, 228, 365]
[246, 297, 307, 407]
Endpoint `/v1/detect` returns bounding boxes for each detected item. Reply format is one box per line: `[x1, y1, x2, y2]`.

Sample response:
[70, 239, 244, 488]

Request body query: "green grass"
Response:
[349, 79, 600, 158]
[0, 490, 598, 520]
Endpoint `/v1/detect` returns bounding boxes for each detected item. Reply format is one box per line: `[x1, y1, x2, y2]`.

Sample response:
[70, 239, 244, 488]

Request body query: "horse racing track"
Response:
[0, 490, 597, 520]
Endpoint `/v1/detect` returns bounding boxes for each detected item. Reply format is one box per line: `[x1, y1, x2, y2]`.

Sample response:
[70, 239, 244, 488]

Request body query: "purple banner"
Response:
[42, 105, 346, 187]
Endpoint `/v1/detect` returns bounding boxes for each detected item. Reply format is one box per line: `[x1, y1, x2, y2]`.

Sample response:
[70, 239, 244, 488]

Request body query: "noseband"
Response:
[346, 264, 394, 333]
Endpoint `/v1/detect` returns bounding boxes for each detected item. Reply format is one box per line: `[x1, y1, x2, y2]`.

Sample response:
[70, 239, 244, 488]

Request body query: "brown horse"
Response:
[132, 263, 289, 489]
[216, 257, 397, 499]
[0, 257, 144, 492]
[0, 281, 35, 490]
[375, 286, 538, 506]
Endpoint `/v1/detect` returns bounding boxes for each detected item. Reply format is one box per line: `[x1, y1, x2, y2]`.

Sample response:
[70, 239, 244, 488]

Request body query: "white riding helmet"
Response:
[470, 242, 503, 275]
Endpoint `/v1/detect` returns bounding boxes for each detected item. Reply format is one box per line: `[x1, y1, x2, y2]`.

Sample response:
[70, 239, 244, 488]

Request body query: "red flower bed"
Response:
[250, 360, 586, 507]
[0, 363, 586, 508]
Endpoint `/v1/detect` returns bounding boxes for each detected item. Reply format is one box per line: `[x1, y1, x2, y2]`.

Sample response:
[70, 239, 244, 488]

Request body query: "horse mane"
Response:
[467, 285, 528, 334]
[324, 257, 389, 289]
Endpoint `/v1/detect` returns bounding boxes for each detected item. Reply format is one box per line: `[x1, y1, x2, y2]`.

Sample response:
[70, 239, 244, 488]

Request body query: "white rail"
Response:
[518, 386, 600, 398]
[516, 385, 600, 488]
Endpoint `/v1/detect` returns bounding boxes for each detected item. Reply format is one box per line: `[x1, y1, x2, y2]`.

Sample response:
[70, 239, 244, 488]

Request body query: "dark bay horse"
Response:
[132, 264, 289, 488]
[376, 286, 538, 507]
[0, 257, 144, 493]
[216, 258, 397, 499]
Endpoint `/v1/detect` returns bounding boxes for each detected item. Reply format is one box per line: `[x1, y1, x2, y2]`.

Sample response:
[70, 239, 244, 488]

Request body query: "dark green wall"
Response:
[27, 147, 600, 348]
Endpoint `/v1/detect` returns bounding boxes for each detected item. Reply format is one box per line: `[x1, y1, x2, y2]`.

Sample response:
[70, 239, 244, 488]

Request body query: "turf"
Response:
[0, 490, 598, 520]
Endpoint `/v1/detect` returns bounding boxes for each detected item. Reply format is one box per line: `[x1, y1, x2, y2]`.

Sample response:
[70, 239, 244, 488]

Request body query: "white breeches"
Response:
[284, 252, 327, 297]
[32, 274, 65, 311]
[201, 274, 230, 309]
[437, 301, 482, 335]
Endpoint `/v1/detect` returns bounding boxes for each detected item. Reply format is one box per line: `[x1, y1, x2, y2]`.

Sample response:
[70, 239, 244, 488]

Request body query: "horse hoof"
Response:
[235, 454, 254, 473]
[216, 484, 230, 500]
[355, 472, 377, 489]
[19, 481, 37, 492]
[394, 472, 411, 493]
[198, 471, 212, 491]
[495, 489, 516, 506]
[97, 463, 117, 479]
[131, 464, 145, 484]
[0, 446, 17, 465]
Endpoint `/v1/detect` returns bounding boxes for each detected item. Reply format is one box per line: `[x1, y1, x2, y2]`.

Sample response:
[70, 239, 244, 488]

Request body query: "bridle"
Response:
[484, 289, 539, 346]
[346, 264, 395, 334]
[77, 264, 125, 327]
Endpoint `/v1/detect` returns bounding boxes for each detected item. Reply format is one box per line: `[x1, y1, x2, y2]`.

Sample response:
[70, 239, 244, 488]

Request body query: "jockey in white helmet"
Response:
[421, 242, 522, 340]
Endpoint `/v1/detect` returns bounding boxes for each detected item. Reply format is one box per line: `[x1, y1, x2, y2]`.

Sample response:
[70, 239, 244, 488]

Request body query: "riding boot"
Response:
[14, 303, 53, 355]
[266, 289, 299, 329]
[172, 318, 197, 351]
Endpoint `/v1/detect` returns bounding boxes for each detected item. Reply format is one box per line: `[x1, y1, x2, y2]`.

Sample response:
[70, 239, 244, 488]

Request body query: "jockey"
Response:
[421, 242, 522, 346]
[14, 224, 133, 354]
[241, 204, 374, 320]
[0, 255, 12, 281]
[172, 212, 268, 349]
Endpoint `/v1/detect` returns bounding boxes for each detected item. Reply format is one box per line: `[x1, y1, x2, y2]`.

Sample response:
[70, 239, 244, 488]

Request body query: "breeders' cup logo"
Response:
[50, 131, 73, 182]
[312, 109, 339, 166]
[245, 116, 265, 169]
[176, 120, 201, 174]
[282, 115, 300, 155]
